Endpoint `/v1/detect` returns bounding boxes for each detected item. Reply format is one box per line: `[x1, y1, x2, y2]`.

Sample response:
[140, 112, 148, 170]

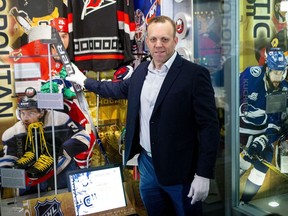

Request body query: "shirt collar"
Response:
[165, 51, 177, 70]
[148, 51, 177, 72]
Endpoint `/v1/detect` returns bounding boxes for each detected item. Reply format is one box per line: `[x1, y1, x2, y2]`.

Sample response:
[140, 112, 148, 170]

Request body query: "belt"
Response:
[142, 148, 152, 157]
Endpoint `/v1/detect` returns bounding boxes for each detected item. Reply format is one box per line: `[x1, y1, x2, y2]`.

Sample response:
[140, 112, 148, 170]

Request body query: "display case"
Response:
[237, 1, 288, 215]
[1, 0, 288, 215]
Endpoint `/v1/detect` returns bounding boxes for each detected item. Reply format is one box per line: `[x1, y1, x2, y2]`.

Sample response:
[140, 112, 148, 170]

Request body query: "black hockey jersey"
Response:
[68, 0, 136, 71]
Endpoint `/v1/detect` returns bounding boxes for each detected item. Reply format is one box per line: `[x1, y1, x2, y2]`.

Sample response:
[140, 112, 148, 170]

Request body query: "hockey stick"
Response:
[51, 27, 110, 165]
[29, 25, 110, 164]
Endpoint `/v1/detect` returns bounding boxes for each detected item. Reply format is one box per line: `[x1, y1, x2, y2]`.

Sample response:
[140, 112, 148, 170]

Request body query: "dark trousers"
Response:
[138, 151, 202, 216]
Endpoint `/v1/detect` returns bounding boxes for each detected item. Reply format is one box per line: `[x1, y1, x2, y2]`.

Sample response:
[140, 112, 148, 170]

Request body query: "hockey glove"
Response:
[112, 65, 134, 82]
[248, 135, 268, 156]
[188, 174, 210, 205]
[66, 63, 87, 88]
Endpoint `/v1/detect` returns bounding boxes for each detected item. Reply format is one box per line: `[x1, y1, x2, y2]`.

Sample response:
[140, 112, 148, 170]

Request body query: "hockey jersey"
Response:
[10, 39, 62, 82]
[239, 66, 288, 146]
[1, 110, 90, 168]
[68, 0, 136, 71]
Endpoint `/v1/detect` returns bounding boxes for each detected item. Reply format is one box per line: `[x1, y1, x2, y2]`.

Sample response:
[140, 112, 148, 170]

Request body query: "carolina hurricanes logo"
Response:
[81, 0, 116, 20]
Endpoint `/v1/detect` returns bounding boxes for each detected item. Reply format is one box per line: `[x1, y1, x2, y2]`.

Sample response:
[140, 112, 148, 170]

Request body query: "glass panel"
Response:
[239, 0, 288, 215]
[165, 0, 231, 214]
[192, 0, 228, 215]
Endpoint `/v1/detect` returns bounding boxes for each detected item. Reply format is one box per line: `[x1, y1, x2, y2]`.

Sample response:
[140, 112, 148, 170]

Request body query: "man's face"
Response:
[146, 21, 178, 69]
[51, 32, 69, 59]
[268, 70, 284, 89]
[59, 32, 69, 50]
[19, 109, 43, 129]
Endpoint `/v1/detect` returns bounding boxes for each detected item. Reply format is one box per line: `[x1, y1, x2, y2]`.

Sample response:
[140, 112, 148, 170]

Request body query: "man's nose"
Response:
[155, 39, 163, 46]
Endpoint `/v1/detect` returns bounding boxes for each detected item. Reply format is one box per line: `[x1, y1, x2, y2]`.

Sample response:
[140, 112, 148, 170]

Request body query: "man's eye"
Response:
[150, 38, 156, 42]
[162, 38, 168, 43]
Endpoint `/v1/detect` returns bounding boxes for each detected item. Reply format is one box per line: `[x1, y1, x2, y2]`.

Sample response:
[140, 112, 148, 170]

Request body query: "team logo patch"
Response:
[146, 0, 159, 24]
[81, 0, 116, 19]
[176, 18, 184, 34]
[34, 198, 63, 216]
[249, 66, 262, 77]
[25, 87, 37, 98]
[248, 92, 258, 101]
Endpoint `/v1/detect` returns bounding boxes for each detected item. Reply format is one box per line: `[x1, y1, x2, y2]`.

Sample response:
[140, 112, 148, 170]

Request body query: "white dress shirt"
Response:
[139, 51, 177, 155]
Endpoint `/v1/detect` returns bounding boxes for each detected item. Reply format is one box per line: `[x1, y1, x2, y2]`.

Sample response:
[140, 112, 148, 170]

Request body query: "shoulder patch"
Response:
[249, 66, 262, 77]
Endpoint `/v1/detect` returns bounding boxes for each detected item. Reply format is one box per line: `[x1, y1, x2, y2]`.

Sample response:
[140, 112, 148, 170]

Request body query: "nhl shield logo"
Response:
[34, 198, 63, 216]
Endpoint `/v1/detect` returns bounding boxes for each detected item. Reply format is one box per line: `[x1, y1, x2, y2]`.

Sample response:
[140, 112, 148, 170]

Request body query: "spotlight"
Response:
[268, 201, 279, 207]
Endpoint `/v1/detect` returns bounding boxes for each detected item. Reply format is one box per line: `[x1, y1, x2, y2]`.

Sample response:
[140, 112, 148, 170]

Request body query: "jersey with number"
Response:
[68, 0, 136, 71]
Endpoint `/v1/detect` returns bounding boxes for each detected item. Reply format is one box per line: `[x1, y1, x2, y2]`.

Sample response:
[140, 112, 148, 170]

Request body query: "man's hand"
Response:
[247, 135, 268, 156]
[66, 63, 87, 88]
[187, 174, 210, 205]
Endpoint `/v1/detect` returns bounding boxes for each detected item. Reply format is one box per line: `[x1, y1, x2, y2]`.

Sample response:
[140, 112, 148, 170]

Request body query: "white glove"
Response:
[66, 63, 87, 88]
[187, 174, 210, 205]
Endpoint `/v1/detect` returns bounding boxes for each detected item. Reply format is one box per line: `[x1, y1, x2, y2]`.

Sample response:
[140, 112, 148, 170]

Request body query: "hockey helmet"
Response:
[266, 48, 287, 71]
[18, 87, 38, 109]
[266, 48, 287, 80]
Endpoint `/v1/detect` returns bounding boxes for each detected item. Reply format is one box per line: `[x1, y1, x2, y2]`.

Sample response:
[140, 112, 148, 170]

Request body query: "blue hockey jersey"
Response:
[240, 65, 288, 146]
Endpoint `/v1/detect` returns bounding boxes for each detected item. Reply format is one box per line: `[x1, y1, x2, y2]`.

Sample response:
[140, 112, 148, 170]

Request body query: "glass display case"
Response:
[237, 1, 288, 215]
[1, 0, 288, 215]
